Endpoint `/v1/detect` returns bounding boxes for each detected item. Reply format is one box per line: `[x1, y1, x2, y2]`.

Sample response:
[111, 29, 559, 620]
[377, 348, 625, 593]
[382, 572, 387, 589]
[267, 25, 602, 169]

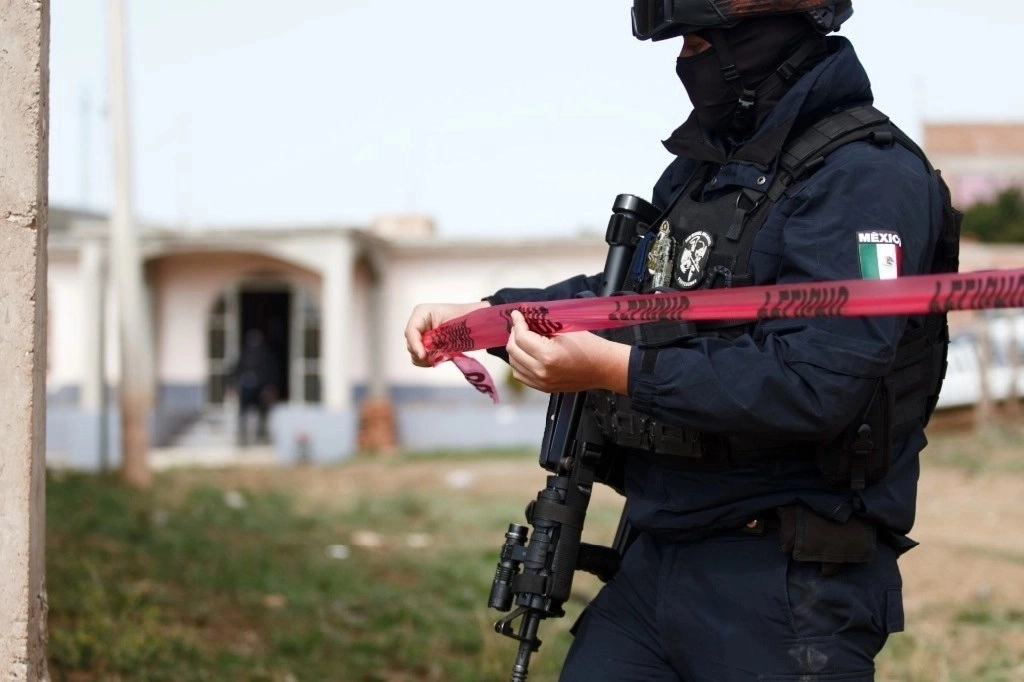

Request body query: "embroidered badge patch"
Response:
[857, 231, 902, 280]
[675, 231, 714, 289]
[647, 221, 675, 289]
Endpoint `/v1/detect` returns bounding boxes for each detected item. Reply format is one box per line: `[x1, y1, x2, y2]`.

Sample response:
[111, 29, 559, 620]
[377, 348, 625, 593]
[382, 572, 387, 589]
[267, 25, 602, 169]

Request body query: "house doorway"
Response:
[238, 289, 291, 403]
[206, 281, 321, 407]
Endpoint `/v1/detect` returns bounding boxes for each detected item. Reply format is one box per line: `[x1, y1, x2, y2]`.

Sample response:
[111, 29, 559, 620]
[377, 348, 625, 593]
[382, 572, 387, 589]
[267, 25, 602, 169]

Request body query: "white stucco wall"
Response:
[381, 238, 607, 389]
[45, 249, 120, 391]
[349, 258, 373, 386]
[47, 254, 85, 388]
[151, 250, 320, 384]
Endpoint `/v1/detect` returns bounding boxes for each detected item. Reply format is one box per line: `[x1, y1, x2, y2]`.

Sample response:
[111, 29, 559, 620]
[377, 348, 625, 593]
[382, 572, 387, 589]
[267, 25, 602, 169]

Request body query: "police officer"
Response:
[406, 2, 957, 679]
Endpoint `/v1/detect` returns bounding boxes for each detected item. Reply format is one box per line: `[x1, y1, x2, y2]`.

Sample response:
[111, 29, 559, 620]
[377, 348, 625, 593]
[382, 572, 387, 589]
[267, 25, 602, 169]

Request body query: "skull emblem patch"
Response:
[675, 231, 714, 289]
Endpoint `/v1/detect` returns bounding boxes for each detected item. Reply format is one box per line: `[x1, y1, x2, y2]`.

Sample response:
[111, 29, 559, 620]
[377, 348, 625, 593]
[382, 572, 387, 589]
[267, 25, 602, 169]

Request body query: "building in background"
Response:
[923, 122, 1024, 208]
[45, 122, 1024, 469]
[921, 122, 1024, 411]
[46, 207, 607, 468]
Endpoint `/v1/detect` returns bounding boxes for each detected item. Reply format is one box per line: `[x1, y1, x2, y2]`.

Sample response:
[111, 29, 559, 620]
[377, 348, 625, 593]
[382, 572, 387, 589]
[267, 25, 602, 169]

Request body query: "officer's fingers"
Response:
[404, 331, 425, 361]
[506, 320, 539, 377]
[404, 305, 437, 366]
[404, 305, 428, 337]
[510, 321, 561, 389]
[508, 309, 528, 331]
[508, 311, 549, 359]
[507, 349, 542, 390]
[506, 311, 528, 358]
[505, 315, 528, 367]
[404, 327, 427, 364]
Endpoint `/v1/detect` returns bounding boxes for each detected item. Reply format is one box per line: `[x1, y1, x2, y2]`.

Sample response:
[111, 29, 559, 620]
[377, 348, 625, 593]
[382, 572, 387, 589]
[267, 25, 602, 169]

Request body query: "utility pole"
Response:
[108, 0, 155, 488]
[1003, 310, 1021, 418]
[81, 240, 110, 471]
[81, 90, 92, 207]
[0, 0, 50, 677]
[357, 250, 398, 454]
[974, 312, 995, 428]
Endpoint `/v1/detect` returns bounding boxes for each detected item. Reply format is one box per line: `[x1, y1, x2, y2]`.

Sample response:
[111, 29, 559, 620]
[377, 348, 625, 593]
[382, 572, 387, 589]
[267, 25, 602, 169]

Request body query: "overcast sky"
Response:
[48, 1, 1024, 238]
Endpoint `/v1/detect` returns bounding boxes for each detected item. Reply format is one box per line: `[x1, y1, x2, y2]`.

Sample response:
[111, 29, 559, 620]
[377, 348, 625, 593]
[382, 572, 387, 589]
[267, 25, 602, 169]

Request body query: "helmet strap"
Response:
[709, 29, 822, 135]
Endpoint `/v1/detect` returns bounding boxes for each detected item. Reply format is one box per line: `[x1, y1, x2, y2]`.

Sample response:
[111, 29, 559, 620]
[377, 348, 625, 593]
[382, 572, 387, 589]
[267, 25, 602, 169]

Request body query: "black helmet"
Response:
[632, 0, 853, 41]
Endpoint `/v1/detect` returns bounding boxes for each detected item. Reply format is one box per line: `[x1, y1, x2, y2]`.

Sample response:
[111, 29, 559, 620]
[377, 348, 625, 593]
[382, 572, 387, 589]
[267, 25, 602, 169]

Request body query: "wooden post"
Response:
[0, 0, 51, 677]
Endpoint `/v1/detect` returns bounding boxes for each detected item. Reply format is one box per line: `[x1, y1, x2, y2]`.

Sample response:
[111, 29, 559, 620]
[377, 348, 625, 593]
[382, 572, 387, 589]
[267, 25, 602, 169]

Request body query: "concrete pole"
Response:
[0, 1, 51, 678]
[321, 237, 355, 413]
[80, 90, 92, 207]
[80, 240, 110, 470]
[80, 242, 105, 412]
[107, 0, 155, 488]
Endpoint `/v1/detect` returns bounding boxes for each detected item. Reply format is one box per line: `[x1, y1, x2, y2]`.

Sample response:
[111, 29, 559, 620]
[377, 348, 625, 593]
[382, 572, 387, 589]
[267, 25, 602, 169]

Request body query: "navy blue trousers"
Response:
[560, 528, 904, 681]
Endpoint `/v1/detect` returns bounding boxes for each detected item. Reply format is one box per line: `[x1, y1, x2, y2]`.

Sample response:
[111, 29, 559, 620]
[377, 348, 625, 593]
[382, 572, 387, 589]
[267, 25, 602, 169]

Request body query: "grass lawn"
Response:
[47, 457, 589, 682]
[46, 423, 1024, 681]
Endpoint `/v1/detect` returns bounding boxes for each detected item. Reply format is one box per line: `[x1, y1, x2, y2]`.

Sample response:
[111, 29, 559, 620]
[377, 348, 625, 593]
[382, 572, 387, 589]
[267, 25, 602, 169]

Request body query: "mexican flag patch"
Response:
[857, 231, 902, 280]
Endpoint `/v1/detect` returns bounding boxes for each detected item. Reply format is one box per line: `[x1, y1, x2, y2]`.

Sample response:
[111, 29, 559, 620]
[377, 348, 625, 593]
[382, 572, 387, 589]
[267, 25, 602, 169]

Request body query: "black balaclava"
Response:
[675, 14, 826, 138]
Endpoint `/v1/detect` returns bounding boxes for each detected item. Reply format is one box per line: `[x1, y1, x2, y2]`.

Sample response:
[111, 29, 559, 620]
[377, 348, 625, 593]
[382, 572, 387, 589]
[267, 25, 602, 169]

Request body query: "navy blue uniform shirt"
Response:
[487, 38, 944, 543]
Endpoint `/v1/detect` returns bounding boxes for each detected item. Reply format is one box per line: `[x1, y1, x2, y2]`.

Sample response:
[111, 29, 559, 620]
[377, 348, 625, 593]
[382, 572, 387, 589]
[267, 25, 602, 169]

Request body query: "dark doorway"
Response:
[239, 289, 291, 402]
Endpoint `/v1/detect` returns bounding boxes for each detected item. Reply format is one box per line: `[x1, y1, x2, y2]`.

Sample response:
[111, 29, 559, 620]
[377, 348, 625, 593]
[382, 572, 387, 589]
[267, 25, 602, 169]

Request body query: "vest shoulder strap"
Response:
[769, 104, 892, 202]
[769, 103, 962, 279]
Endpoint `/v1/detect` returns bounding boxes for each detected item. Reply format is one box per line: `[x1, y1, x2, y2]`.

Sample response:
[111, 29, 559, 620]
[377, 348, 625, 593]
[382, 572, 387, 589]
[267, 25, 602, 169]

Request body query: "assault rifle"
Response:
[488, 194, 660, 682]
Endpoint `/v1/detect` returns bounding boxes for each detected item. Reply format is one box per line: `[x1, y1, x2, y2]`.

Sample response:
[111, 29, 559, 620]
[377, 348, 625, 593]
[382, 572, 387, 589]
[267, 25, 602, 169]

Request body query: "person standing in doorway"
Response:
[229, 329, 280, 445]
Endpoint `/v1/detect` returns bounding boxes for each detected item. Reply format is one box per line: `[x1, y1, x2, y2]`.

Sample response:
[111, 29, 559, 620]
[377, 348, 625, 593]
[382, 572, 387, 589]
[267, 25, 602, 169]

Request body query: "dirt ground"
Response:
[905, 466, 1024, 607]
[197, 446, 1024, 620]
[179, 426, 1024, 676]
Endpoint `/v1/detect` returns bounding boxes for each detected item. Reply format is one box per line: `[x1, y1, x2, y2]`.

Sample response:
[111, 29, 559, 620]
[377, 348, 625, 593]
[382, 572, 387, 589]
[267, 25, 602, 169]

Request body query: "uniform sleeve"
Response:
[483, 273, 605, 361]
[628, 141, 942, 439]
[484, 273, 604, 307]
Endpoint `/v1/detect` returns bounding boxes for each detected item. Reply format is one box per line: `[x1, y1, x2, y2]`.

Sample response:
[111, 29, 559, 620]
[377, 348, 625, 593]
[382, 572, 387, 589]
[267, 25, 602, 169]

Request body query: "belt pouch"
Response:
[776, 505, 877, 575]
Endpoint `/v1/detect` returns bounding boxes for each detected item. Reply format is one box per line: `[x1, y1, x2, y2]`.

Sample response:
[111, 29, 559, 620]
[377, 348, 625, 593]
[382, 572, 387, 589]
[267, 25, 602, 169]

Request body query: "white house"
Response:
[45, 196, 1024, 469]
[46, 207, 609, 468]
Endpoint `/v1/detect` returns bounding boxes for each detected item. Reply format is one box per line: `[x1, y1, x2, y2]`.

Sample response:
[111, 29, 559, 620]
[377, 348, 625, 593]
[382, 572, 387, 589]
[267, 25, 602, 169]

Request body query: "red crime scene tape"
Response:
[422, 268, 1024, 403]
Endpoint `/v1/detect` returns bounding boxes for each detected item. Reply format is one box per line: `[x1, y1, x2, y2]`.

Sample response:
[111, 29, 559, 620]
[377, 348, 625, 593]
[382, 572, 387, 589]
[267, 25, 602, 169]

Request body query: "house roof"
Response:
[48, 206, 105, 234]
[924, 122, 1024, 156]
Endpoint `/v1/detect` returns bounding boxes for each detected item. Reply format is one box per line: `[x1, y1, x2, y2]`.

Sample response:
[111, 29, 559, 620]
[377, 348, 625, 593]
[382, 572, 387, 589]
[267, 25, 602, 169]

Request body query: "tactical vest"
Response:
[590, 105, 962, 490]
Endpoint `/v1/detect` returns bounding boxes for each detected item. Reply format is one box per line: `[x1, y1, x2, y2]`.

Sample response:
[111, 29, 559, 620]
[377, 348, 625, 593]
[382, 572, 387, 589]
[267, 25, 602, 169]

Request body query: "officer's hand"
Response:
[405, 302, 490, 367]
[506, 310, 630, 394]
